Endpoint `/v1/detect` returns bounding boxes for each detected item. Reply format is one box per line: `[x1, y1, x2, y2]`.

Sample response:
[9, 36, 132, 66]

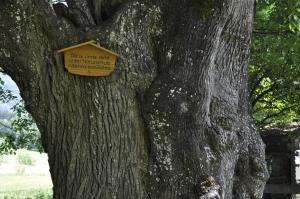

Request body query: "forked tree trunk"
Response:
[0, 0, 268, 198]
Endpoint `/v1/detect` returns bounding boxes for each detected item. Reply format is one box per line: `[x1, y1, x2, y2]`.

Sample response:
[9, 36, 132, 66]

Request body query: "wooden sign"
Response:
[58, 40, 118, 76]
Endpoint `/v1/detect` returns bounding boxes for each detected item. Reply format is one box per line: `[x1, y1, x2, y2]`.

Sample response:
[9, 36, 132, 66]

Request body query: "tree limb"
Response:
[253, 29, 292, 35]
[250, 73, 265, 98]
[0, 121, 13, 131]
[258, 105, 297, 126]
[0, 0, 57, 71]
[252, 84, 276, 108]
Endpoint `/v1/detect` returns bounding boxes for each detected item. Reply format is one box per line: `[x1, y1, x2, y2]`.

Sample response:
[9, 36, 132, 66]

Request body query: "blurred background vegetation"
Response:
[250, 0, 300, 128]
[0, 76, 41, 155]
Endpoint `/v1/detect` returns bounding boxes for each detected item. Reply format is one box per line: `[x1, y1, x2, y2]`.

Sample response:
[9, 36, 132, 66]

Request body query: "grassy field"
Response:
[0, 150, 53, 199]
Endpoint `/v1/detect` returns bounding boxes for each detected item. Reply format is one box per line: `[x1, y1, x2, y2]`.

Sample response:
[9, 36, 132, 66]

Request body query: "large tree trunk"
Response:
[0, 0, 268, 198]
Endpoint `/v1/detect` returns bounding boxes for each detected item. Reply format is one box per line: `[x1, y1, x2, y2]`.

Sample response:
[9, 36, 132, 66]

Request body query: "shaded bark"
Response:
[0, 0, 268, 198]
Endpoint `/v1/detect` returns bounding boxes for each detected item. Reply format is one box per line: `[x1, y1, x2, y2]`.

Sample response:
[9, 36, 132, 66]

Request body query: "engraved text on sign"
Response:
[58, 41, 118, 77]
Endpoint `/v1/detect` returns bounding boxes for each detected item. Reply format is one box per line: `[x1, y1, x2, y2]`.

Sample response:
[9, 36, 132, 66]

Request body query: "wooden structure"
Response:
[262, 128, 300, 199]
[58, 40, 118, 76]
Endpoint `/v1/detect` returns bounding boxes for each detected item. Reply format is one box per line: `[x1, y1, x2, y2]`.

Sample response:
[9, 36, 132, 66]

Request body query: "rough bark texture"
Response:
[0, 0, 268, 198]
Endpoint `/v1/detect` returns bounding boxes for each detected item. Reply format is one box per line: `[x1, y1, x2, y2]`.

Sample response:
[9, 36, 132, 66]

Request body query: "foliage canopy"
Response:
[249, 0, 300, 128]
[0, 77, 41, 155]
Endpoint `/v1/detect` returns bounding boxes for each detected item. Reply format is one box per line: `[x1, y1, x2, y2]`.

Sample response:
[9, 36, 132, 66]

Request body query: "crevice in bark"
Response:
[53, 3, 93, 27]
[53, 0, 132, 27]
[88, 0, 128, 24]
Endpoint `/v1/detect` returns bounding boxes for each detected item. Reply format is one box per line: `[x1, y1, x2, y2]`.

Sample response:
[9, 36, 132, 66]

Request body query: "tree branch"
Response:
[257, 105, 297, 126]
[250, 73, 265, 98]
[0, 121, 13, 131]
[253, 29, 292, 35]
[0, 0, 81, 119]
[252, 84, 276, 108]
[253, 105, 276, 114]
[0, 0, 83, 77]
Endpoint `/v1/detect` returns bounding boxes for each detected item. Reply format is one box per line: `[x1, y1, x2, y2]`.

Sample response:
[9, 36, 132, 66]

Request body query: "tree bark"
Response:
[0, 0, 268, 198]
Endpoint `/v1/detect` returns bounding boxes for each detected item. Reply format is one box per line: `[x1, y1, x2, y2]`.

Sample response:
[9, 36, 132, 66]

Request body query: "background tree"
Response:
[0, 0, 268, 198]
[0, 76, 41, 154]
[249, 0, 300, 128]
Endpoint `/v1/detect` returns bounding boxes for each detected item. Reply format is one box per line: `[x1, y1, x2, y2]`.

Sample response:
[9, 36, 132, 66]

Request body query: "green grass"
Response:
[0, 175, 53, 191]
[0, 175, 53, 199]
[0, 149, 53, 199]
[0, 189, 52, 199]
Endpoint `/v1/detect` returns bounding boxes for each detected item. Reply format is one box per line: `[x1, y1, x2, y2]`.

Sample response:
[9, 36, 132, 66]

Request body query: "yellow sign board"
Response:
[58, 40, 118, 76]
